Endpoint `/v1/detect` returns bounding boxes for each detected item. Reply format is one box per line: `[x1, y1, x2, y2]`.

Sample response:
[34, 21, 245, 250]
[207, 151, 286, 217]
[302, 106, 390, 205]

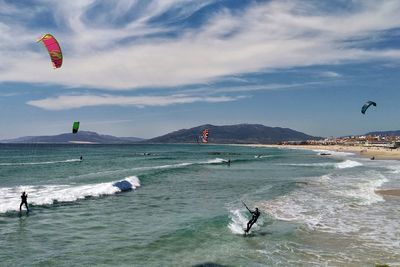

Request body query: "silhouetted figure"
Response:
[243, 201, 260, 234]
[19, 192, 29, 213]
[227, 159, 231, 166]
[80, 156, 83, 161]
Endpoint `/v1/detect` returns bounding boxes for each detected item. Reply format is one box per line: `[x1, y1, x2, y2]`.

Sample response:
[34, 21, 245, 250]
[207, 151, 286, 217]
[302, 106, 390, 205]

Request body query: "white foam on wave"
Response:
[280, 160, 362, 169]
[261, 194, 324, 230]
[205, 158, 227, 164]
[313, 149, 355, 157]
[333, 177, 387, 205]
[281, 162, 335, 167]
[384, 164, 400, 175]
[228, 209, 248, 234]
[261, 169, 396, 250]
[335, 160, 363, 169]
[0, 159, 81, 166]
[0, 176, 140, 213]
[147, 162, 192, 170]
[228, 208, 262, 234]
[254, 155, 274, 159]
[70, 159, 227, 180]
[319, 174, 331, 182]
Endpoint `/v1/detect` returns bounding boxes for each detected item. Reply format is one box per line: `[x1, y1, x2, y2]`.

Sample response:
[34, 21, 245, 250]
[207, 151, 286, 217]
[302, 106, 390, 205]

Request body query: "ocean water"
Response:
[0, 144, 399, 266]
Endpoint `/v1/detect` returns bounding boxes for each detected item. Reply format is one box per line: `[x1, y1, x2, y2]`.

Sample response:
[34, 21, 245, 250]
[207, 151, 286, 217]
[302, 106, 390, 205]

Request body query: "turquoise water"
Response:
[0, 144, 399, 266]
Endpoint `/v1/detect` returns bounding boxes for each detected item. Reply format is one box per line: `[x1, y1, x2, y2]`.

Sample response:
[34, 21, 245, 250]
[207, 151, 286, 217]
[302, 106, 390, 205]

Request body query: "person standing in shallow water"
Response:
[19, 192, 29, 213]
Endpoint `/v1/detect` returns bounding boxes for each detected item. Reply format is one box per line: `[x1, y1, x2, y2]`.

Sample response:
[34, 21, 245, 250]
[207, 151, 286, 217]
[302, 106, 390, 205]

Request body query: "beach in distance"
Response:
[244, 144, 400, 160]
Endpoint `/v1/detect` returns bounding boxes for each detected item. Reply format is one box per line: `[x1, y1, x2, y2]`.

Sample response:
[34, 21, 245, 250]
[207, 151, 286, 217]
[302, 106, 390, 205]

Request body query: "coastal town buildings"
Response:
[282, 135, 400, 149]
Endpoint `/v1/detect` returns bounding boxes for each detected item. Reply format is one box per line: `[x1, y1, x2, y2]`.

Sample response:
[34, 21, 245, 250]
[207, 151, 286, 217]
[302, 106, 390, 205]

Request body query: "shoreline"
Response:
[244, 144, 400, 161]
[242, 143, 400, 197]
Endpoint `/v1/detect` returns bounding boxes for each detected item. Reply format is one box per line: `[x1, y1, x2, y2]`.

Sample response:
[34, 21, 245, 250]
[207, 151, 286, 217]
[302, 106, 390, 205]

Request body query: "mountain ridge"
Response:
[0, 131, 144, 144]
[145, 123, 321, 144]
[1, 124, 322, 144]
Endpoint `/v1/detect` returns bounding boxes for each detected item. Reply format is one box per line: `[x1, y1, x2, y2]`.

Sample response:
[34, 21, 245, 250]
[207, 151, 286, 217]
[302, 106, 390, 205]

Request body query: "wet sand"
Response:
[375, 189, 400, 197]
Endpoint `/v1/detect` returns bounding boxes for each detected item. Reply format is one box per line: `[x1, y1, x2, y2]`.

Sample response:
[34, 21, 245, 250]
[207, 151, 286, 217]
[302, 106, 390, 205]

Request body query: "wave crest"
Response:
[0, 176, 140, 213]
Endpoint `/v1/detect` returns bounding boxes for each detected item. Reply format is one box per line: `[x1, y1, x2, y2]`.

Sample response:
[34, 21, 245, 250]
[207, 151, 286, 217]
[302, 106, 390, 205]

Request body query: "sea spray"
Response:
[0, 176, 140, 213]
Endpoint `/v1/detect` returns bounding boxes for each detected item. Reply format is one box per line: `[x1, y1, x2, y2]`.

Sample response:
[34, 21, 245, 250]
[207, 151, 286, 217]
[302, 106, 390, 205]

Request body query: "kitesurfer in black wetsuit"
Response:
[80, 156, 83, 161]
[243, 201, 260, 233]
[19, 192, 29, 212]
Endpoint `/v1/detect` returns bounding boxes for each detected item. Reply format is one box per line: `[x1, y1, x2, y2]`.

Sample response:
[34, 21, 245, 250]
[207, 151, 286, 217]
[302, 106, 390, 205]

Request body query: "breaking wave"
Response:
[0, 176, 140, 214]
[279, 160, 363, 169]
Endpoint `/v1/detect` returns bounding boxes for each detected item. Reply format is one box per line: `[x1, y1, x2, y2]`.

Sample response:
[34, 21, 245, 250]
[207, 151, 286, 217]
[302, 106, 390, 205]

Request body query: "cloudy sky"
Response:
[1, 0, 400, 139]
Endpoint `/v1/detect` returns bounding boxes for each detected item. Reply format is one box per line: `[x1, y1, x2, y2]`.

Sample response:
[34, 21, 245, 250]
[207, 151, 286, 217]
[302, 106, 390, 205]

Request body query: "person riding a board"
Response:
[20, 192, 29, 213]
[242, 201, 260, 233]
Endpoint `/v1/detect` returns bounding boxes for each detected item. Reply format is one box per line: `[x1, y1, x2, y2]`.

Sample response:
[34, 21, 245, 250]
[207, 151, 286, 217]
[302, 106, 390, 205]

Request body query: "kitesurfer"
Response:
[19, 192, 29, 212]
[80, 156, 83, 161]
[243, 201, 260, 233]
[361, 101, 377, 114]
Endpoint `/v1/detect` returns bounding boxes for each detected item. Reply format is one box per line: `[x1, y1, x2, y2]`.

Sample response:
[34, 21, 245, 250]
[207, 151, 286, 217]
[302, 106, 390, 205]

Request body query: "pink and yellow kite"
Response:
[37, 34, 63, 69]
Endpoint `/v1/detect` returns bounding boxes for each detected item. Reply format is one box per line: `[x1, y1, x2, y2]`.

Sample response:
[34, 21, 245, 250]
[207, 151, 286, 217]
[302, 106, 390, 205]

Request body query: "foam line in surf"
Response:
[70, 158, 229, 180]
[313, 149, 355, 157]
[261, 172, 388, 235]
[0, 159, 81, 166]
[335, 160, 363, 169]
[203, 158, 228, 164]
[334, 177, 387, 205]
[278, 160, 362, 169]
[0, 176, 140, 213]
[254, 155, 274, 159]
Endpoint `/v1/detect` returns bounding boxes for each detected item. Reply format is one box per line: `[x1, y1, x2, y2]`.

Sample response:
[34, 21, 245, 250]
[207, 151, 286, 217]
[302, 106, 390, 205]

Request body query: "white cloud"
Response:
[318, 71, 341, 78]
[0, 0, 400, 90]
[26, 94, 244, 110]
[177, 82, 323, 95]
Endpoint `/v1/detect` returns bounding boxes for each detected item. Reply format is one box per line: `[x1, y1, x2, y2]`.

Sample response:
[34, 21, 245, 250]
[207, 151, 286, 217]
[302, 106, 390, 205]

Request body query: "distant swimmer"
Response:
[19, 192, 29, 213]
[242, 201, 260, 234]
[371, 156, 375, 160]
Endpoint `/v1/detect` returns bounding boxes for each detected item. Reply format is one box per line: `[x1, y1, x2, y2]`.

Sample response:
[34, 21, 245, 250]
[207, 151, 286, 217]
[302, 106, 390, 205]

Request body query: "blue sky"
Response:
[1, 0, 400, 139]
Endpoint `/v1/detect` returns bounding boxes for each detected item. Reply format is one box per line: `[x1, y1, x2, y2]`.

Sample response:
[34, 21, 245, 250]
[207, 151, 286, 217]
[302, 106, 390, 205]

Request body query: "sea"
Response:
[0, 144, 399, 266]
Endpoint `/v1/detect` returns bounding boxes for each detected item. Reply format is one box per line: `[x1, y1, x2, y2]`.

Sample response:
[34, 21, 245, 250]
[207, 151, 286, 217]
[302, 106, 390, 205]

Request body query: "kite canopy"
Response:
[200, 129, 209, 143]
[37, 34, 63, 69]
[361, 101, 377, 114]
[72, 122, 80, 134]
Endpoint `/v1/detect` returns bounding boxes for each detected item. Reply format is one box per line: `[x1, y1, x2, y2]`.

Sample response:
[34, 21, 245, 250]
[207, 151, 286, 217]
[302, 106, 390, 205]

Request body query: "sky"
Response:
[1, 0, 400, 139]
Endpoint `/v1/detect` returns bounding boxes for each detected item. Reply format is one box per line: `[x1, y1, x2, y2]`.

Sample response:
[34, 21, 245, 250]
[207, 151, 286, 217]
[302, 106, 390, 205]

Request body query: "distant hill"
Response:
[0, 131, 145, 144]
[146, 124, 320, 144]
[365, 130, 400, 136]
